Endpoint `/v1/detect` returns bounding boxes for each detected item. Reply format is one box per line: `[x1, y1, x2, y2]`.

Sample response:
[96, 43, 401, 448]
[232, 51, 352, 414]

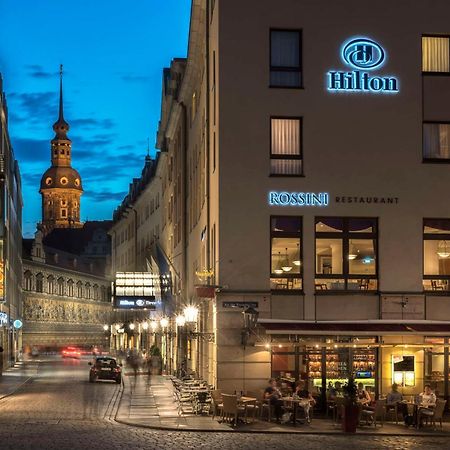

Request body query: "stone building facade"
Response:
[0, 74, 23, 368]
[22, 235, 111, 351]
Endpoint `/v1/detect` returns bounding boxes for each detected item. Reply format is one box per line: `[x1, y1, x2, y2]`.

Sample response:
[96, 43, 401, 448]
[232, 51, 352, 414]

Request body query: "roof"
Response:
[40, 166, 82, 191]
[43, 221, 112, 255]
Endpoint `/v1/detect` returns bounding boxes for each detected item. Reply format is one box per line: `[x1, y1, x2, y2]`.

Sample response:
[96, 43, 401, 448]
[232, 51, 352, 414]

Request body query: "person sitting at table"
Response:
[295, 380, 316, 423]
[328, 381, 342, 400]
[385, 383, 403, 419]
[264, 378, 284, 422]
[357, 382, 372, 406]
[386, 383, 403, 405]
[417, 384, 437, 427]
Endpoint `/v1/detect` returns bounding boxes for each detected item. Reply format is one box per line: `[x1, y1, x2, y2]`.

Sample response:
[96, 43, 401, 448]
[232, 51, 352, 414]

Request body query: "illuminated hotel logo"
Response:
[327, 37, 399, 93]
[269, 191, 329, 207]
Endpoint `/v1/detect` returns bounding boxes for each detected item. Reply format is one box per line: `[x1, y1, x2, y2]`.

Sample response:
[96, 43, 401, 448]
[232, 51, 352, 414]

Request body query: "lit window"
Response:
[422, 36, 450, 73]
[270, 30, 302, 88]
[423, 122, 450, 160]
[315, 218, 378, 291]
[271, 117, 302, 175]
[270, 216, 302, 291]
[423, 219, 450, 291]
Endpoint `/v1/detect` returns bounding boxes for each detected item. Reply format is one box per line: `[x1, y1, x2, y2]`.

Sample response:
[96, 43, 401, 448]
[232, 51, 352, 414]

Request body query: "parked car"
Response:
[88, 356, 122, 384]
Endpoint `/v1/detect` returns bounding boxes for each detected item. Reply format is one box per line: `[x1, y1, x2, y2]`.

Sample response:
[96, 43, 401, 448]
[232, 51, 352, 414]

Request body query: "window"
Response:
[85, 283, 91, 299]
[67, 279, 74, 297]
[315, 218, 378, 291]
[423, 122, 450, 160]
[24, 271, 32, 291]
[36, 273, 44, 293]
[61, 209, 67, 218]
[57, 277, 65, 296]
[270, 216, 302, 291]
[270, 30, 302, 88]
[422, 36, 450, 73]
[76, 281, 83, 298]
[47, 275, 55, 294]
[423, 219, 450, 292]
[270, 117, 302, 175]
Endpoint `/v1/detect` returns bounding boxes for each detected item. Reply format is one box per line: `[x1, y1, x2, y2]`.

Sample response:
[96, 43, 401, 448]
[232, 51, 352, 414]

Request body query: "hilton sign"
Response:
[327, 37, 399, 94]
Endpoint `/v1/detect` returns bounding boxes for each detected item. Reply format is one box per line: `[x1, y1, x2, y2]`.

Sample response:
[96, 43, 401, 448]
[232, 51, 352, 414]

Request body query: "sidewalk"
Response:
[0, 361, 38, 399]
[116, 372, 450, 435]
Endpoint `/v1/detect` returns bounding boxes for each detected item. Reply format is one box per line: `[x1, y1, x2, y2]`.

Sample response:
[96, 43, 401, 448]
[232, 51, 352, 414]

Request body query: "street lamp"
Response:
[160, 317, 169, 329]
[241, 307, 259, 347]
[183, 305, 199, 324]
[142, 321, 149, 330]
[176, 314, 186, 327]
[103, 324, 109, 332]
[150, 320, 158, 332]
[129, 323, 135, 331]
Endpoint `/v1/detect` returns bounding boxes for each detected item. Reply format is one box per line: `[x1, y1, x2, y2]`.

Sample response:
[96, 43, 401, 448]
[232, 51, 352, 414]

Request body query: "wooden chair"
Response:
[210, 389, 223, 420]
[221, 394, 246, 427]
[385, 403, 400, 424]
[244, 390, 262, 422]
[431, 280, 445, 291]
[360, 399, 386, 427]
[420, 399, 447, 429]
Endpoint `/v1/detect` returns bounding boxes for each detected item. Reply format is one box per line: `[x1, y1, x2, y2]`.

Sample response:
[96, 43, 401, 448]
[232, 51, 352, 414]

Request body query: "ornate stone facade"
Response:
[22, 260, 111, 350]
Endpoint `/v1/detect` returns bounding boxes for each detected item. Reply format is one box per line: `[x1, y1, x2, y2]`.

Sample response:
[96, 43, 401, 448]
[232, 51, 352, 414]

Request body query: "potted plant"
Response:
[342, 377, 359, 433]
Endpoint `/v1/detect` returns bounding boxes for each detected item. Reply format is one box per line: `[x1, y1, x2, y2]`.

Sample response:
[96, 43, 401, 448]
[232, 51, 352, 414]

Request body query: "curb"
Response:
[113, 416, 450, 436]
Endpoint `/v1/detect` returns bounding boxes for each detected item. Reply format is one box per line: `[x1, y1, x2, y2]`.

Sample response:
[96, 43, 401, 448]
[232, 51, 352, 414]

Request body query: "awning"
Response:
[258, 319, 450, 336]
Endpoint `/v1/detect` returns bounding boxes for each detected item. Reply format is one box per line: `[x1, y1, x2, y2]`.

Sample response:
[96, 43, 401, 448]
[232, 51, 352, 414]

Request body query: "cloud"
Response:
[84, 190, 128, 202]
[8, 91, 57, 124]
[121, 74, 150, 83]
[25, 64, 57, 79]
[70, 118, 115, 130]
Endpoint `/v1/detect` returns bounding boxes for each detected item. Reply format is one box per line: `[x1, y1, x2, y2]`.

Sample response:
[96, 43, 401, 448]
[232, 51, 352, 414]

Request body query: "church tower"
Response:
[39, 66, 83, 235]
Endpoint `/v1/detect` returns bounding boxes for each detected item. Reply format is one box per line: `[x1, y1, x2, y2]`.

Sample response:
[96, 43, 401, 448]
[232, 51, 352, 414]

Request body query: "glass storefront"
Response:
[270, 337, 377, 396]
[269, 335, 450, 403]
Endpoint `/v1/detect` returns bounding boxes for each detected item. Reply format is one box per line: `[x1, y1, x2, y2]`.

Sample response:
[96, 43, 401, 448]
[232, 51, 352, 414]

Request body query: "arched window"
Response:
[67, 279, 74, 297]
[76, 281, 83, 298]
[47, 275, 55, 294]
[101, 286, 107, 302]
[24, 270, 32, 291]
[57, 277, 65, 296]
[36, 273, 44, 293]
[85, 283, 91, 299]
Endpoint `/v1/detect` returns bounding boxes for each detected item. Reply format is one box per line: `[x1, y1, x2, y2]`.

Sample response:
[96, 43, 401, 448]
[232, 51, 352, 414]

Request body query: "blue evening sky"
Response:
[0, 0, 190, 236]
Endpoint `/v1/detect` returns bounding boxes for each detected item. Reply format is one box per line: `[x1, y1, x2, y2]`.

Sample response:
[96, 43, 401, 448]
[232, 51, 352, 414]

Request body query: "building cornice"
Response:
[23, 259, 110, 283]
[178, 0, 205, 104]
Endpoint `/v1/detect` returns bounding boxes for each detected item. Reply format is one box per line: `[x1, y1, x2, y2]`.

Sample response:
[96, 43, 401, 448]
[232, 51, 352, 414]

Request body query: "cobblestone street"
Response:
[0, 359, 447, 449]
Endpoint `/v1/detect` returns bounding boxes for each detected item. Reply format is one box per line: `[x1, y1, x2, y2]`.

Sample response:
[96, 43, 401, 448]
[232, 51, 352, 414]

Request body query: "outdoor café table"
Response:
[238, 396, 258, 422]
[281, 397, 311, 426]
[404, 401, 434, 428]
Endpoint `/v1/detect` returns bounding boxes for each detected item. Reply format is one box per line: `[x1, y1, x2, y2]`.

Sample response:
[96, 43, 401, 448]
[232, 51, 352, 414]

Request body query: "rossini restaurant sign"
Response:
[327, 37, 399, 94]
[268, 191, 399, 207]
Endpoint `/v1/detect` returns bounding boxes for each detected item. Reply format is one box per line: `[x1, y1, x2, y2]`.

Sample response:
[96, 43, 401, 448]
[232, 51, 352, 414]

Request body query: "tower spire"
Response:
[58, 64, 64, 122]
[53, 64, 69, 138]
